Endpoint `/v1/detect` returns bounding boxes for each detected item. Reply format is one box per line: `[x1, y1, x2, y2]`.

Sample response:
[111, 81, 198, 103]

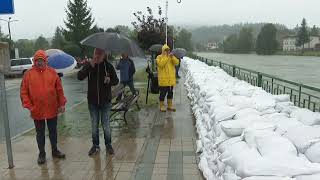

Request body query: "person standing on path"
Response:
[20, 50, 67, 165]
[156, 44, 179, 112]
[116, 53, 136, 101]
[77, 48, 119, 156]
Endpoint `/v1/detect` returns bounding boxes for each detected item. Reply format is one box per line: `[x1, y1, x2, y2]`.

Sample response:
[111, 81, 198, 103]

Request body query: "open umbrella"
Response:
[47, 52, 76, 74]
[80, 32, 144, 57]
[171, 48, 187, 59]
[45, 49, 64, 57]
[148, 44, 163, 53]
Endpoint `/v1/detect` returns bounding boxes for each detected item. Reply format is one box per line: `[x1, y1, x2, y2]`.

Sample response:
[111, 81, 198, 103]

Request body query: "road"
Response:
[0, 58, 147, 141]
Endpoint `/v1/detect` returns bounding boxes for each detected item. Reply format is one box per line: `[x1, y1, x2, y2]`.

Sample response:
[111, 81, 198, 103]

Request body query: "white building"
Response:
[207, 42, 218, 50]
[283, 35, 320, 51]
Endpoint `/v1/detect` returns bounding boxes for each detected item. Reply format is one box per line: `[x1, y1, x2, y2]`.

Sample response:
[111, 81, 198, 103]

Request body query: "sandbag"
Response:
[305, 142, 320, 163]
[243, 177, 295, 180]
[218, 136, 243, 153]
[213, 106, 238, 122]
[223, 173, 241, 180]
[227, 96, 255, 109]
[234, 108, 261, 120]
[273, 94, 291, 103]
[296, 173, 320, 180]
[290, 108, 320, 126]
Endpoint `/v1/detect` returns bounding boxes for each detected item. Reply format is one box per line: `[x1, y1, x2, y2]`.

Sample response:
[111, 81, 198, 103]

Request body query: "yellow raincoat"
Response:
[156, 44, 179, 87]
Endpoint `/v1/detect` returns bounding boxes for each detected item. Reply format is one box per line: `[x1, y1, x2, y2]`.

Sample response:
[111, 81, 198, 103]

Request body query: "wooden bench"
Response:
[110, 84, 140, 125]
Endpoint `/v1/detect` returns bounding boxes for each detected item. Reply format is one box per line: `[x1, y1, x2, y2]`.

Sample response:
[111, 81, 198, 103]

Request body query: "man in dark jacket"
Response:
[116, 53, 136, 100]
[77, 48, 119, 156]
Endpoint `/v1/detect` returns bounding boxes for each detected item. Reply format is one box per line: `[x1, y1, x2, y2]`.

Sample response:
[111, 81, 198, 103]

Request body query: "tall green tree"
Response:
[237, 27, 253, 53]
[296, 18, 310, 52]
[310, 25, 319, 36]
[132, 6, 167, 50]
[63, 0, 95, 55]
[175, 28, 193, 51]
[223, 34, 238, 53]
[256, 23, 278, 55]
[15, 39, 35, 57]
[34, 36, 49, 50]
[51, 27, 66, 49]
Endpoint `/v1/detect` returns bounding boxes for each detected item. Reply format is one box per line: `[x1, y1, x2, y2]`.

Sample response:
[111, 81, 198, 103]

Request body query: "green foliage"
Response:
[34, 36, 49, 50]
[175, 28, 193, 51]
[310, 25, 319, 36]
[296, 18, 310, 50]
[51, 27, 66, 49]
[256, 23, 278, 55]
[63, 0, 95, 55]
[132, 6, 167, 50]
[63, 42, 81, 57]
[15, 39, 35, 57]
[223, 34, 238, 53]
[237, 28, 253, 53]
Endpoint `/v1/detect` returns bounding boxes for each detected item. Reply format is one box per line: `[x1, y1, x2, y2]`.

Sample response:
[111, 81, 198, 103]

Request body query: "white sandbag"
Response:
[227, 96, 254, 109]
[218, 136, 242, 153]
[245, 121, 276, 132]
[275, 102, 296, 114]
[199, 155, 215, 180]
[213, 106, 238, 122]
[221, 119, 253, 137]
[223, 173, 241, 180]
[214, 131, 230, 147]
[196, 140, 203, 153]
[234, 108, 261, 120]
[273, 118, 303, 135]
[263, 113, 289, 120]
[252, 94, 276, 112]
[296, 174, 320, 180]
[273, 94, 291, 102]
[232, 86, 255, 97]
[243, 177, 295, 180]
[290, 108, 320, 126]
[305, 142, 320, 163]
[243, 129, 276, 148]
[260, 108, 277, 115]
[283, 125, 320, 153]
[256, 133, 298, 158]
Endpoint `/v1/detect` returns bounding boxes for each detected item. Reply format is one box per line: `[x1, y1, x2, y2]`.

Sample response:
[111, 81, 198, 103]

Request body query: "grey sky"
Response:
[0, 0, 319, 40]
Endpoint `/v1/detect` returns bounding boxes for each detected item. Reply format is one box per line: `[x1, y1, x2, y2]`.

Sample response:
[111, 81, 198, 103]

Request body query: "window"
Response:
[11, 60, 21, 66]
[21, 58, 32, 65]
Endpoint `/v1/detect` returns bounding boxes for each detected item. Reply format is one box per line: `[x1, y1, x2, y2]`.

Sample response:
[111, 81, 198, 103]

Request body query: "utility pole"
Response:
[0, 17, 18, 57]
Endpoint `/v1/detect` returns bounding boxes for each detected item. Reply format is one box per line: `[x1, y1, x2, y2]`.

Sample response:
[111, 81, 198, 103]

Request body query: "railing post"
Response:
[232, 65, 236, 77]
[205, 58, 208, 64]
[257, 73, 262, 87]
[298, 85, 302, 107]
[219, 61, 222, 68]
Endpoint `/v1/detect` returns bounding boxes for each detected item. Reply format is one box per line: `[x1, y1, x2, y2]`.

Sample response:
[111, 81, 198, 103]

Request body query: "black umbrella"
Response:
[171, 48, 187, 59]
[148, 44, 163, 53]
[80, 32, 144, 57]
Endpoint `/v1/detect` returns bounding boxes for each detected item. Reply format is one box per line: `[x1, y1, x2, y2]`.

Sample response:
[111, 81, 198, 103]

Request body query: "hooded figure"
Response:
[156, 44, 179, 112]
[20, 50, 67, 165]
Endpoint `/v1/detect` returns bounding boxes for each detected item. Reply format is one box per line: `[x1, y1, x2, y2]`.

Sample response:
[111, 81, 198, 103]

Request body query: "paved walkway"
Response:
[0, 76, 204, 180]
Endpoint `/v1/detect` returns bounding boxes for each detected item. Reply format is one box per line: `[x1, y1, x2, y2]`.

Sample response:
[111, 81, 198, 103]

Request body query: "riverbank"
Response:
[199, 51, 320, 57]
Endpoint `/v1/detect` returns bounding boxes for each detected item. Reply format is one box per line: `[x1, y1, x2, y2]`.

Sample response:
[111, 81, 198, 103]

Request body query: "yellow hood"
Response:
[162, 44, 170, 53]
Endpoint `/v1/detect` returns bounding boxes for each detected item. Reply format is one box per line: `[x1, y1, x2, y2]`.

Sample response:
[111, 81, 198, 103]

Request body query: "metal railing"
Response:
[191, 55, 320, 112]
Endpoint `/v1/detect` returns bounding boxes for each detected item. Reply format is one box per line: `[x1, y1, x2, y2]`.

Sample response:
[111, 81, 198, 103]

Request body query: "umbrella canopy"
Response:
[80, 32, 144, 57]
[148, 44, 163, 53]
[171, 48, 187, 59]
[48, 53, 76, 74]
[45, 49, 64, 57]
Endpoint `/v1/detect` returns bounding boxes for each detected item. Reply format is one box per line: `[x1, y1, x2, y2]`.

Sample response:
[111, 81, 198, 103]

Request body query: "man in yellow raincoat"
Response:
[156, 44, 179, 112]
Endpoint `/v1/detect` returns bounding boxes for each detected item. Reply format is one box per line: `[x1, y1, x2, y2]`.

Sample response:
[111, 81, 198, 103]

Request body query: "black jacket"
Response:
[77, 61, 119, 105]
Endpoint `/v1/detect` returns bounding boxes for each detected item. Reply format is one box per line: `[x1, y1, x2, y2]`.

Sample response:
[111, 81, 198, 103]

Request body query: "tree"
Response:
[223, 34, 238, 53]
[114, 25, 132, 37]
[310, 25, 319, 36]
[132, 6, 167, 50]
[51, 27, 66, 49]
[256, 23, 278, 55]
[15, 39, 35, 57]
[34, 36, 49, 50]
[296, 18, 310, 52]
[63, 0, 95, 55]
[237, 27, 253, 53]
[175, 28, 193, 51]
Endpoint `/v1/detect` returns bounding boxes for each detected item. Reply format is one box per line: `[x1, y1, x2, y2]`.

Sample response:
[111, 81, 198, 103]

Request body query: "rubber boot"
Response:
[167, 99, 176, 112]
[160, 101, 166, 112]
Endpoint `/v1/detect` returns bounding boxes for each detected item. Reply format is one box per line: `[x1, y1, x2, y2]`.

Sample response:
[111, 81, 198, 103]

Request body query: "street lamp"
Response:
[165, 0, 182, 44]
[0, 17, 18, 55]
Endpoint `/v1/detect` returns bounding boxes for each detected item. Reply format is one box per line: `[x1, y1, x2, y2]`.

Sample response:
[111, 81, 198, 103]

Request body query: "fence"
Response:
[192, 55, 320, 112]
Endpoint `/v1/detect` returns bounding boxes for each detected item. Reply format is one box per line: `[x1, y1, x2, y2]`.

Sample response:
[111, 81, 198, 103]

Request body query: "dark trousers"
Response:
[34, 117, 58, 154]
[159, 86, 174, 101]
[88, 103, 112, 148]
[117, 80, 136, 101]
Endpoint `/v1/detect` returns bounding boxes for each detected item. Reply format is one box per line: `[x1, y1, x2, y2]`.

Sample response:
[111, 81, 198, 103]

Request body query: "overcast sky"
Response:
[0, 0, 319, 40]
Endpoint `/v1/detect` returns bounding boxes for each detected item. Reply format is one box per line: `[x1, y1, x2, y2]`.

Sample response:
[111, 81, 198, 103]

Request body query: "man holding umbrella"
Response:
[77, 48, 119, 156]
[156, 44, 179, 112]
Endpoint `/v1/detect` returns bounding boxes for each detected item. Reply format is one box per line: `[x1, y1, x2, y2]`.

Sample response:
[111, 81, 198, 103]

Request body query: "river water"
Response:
[197, 52, 320, 88]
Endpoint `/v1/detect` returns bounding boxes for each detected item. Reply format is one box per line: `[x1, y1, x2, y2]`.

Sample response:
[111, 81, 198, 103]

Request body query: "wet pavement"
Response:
[0, 75, 204, 180]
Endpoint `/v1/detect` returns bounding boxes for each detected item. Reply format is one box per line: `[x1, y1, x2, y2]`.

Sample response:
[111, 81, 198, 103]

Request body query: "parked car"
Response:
[8, 58, 33, 76]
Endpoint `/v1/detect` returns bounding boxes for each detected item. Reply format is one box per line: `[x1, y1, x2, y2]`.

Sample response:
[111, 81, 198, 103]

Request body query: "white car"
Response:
[8, 58, 33, 76]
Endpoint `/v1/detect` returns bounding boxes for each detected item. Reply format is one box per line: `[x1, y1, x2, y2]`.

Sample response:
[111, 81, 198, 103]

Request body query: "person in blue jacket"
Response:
[116, 53, 136, 100]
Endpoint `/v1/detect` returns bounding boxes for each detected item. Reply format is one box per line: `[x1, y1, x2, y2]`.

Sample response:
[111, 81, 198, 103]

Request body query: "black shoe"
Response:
[106, 145, 114, 155]
[88, 146, 100, 156]
[52, 150, 66, 159]
[37, 152, 46, 165]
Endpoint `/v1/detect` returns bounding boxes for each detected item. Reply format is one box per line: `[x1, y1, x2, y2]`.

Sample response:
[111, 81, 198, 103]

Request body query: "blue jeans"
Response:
[88, 103, 112, 148]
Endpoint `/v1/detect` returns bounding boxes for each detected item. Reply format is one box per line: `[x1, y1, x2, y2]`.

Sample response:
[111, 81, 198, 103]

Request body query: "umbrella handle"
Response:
[146, 76, 150, 104]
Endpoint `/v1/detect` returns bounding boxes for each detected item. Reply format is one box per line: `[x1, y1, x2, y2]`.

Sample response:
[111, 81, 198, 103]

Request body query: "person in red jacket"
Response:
[20, 50, 67, 165]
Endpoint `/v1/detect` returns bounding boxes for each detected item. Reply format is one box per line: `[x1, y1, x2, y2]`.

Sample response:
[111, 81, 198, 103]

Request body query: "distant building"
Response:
[207, 42, 218, 50]
[283, 35, 320, 51]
